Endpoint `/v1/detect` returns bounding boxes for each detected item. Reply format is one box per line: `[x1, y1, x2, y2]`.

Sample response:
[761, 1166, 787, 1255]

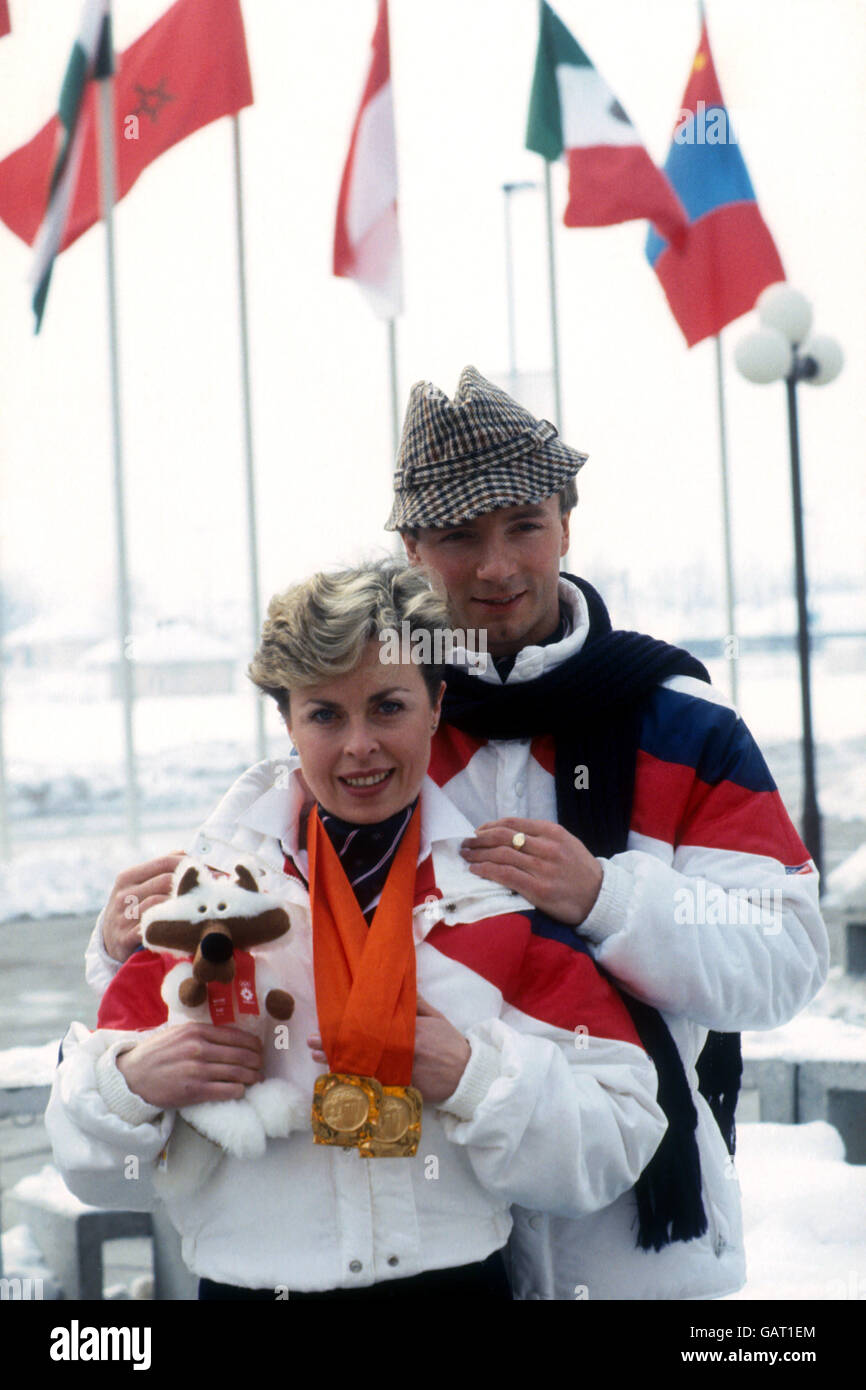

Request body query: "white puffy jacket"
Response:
[434, 577, 829, 1300]
[50, 766, 665, 1294]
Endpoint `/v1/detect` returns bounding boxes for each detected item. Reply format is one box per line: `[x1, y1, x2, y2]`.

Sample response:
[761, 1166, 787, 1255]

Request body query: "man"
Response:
[387, 365, 828, 1300]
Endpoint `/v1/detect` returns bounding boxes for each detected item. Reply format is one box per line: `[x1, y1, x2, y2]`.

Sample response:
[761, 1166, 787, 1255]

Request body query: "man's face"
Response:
[402, 495, 570, 658]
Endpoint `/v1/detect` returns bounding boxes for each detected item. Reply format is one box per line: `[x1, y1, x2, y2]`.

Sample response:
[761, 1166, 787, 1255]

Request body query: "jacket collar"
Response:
[236, 758, 475, 857]
[449, 575, 590, 686]
[226, 759, 518, 928]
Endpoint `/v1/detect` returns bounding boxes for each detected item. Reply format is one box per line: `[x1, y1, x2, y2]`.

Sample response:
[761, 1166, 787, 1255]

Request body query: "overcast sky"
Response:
[1, 0, 863, 646]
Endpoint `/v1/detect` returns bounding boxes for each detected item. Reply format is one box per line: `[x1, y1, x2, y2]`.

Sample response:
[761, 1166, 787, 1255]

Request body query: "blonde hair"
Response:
[248, 560, 450, 717]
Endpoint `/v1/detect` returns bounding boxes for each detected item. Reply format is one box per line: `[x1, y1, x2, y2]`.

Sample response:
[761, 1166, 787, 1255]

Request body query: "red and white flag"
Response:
[0, 1, 11, 39]
[0, 0, 253, 330]
[333, 0, 402, 318]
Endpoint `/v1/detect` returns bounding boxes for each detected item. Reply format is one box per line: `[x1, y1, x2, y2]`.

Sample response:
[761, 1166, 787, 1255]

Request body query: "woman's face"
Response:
[286, 640, 444, 824]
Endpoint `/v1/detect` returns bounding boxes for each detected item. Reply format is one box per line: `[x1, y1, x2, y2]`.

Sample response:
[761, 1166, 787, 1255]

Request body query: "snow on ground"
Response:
[826, 843, 866, 906]
[1, 1128, 862, 1301]
[3, 644, 865, 792]
[0, 1039, 59, 1087]
[0, 642, 862, 936]
[726, 1122, 866, 1301]
[10, 1163, 93, 1217]
[1, 1007, 861, 1089]
[0, 1013, 863, 1301]
[802, 968, 866, 1028]
[742, 1013, 866, 1062]
[0, 835, 184, 924]
[0, 679, 864, 922]
[0, 1222, 62, 1298]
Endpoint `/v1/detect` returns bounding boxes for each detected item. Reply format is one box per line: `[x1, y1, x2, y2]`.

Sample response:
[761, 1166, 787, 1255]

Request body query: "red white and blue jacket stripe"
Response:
[429, 602, 826, 1035]
[427, 577, 827, 1298]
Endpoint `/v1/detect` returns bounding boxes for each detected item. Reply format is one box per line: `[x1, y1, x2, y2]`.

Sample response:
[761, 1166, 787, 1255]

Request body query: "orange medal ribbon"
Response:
[309, 802, 420, 1087]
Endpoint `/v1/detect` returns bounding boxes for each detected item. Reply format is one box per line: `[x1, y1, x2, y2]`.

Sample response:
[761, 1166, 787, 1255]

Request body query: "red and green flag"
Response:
[526, 1, 687, 247]
[0, 0, 253, 330]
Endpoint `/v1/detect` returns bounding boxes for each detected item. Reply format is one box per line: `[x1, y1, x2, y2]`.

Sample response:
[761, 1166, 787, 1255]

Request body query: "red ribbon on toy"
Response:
[205, 951, 258, 1025]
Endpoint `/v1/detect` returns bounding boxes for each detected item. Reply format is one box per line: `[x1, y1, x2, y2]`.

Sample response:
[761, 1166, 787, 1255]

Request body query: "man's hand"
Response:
[116, 1024, 264, 1109]
[460, 817, 603, 926]
[306, 997, 471, 1106]
[102, 854, 186, 963]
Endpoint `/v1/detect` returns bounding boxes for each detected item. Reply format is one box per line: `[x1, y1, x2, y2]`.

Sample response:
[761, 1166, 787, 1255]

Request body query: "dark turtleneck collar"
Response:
[317, 798, 418, 920]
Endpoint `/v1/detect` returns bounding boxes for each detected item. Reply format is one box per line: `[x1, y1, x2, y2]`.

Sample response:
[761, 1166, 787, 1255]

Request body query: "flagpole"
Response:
[697, 2, 737, 705]
[542, 160, 564, 433]
[387, 317, 400, 457]
[231, 113, 266, 764]
[503, 184, 519, 399]
[386, 317, 403, 557]
[714, 334, 739, 704]
[97, 10, 139, 846]
[541, 160, 570, 569]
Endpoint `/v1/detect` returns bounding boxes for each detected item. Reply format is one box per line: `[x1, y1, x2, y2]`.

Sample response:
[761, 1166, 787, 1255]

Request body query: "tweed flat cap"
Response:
[385, 366, 588, 530]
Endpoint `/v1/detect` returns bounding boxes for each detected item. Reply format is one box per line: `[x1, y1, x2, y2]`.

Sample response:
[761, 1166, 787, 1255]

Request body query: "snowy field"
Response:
[0, 1026, 863, 1303]
[1, 641, 864, 924]
[1, 1112, 863, 1302]
[724, 1121, 866, 1302]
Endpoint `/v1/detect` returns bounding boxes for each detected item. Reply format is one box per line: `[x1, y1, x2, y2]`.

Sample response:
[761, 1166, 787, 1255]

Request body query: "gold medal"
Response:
[312, 1073, 422, 1156]
[321, 1084, 369, 1132]
[359, 1084, 422, 1159]
[376, 1094, 412, 1143]
[312, 1073, 377, 1148]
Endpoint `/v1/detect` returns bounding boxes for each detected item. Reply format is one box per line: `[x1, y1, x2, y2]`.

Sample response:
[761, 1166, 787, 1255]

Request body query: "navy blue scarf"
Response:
[442, 574, 741, 1251]
[317, 801, 417, 922]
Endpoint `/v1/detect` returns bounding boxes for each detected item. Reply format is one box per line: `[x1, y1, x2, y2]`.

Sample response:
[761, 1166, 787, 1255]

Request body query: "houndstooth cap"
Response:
[385, 366, 588, 531]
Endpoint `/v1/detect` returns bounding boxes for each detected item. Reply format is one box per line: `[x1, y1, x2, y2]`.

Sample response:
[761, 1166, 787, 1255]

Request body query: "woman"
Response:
[47, 561, 665, 1299]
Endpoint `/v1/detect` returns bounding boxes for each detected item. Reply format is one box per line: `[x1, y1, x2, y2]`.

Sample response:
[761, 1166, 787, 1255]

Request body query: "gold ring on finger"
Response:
[511, 832, 526, 850]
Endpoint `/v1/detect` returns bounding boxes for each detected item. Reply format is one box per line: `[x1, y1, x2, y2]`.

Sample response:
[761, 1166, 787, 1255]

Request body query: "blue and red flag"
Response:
[645, 21, 784, 347]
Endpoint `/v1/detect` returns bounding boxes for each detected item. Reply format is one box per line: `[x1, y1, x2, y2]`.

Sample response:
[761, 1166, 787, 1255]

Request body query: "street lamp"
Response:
[734, 284, 844, 884]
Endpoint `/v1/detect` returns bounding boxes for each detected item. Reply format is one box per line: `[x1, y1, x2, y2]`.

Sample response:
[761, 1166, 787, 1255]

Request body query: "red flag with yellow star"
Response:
[0, 0, 252, 250]
[645, 21, 784, 346]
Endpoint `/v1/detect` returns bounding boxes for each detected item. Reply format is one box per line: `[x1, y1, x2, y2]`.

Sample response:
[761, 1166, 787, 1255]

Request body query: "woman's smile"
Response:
[338, 767, 396, 793]
[287, 642, 443, 824]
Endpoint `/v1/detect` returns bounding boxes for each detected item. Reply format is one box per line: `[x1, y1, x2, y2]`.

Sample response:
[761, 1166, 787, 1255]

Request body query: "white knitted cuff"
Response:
[95, 1042, 165, 1126]
[437, 1035, 502, 1121]
[577, 859, 634, 944]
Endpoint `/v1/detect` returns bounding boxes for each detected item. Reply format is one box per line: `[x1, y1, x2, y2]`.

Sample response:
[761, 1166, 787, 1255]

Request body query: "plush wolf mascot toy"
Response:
[140, 859, 305, 1159]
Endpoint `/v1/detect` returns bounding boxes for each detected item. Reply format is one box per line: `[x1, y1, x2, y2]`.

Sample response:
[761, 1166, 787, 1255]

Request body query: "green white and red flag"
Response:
[0, 0, 253, 330]
[333, 0, 402, 318]
[526, 1, 687, 247]
[25, 0, 112, 330]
